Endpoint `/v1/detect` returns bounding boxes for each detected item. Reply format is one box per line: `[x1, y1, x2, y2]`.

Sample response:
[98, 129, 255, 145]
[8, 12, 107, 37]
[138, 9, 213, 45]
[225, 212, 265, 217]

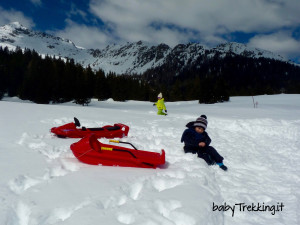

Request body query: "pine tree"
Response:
[94, 69, 110, 100]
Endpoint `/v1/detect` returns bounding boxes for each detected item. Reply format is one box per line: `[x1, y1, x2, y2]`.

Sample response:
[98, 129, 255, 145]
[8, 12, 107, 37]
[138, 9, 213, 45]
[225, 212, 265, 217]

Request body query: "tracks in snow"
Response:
[4, 116, 300, 225]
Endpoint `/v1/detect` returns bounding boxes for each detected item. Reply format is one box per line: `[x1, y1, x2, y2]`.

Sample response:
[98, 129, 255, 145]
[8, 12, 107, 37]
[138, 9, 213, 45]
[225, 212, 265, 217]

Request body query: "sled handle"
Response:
[113, 149, 137, 158]
[101, 147, 113, 151]
[101, 145, 137, 159]
[109, 140, 138, 150]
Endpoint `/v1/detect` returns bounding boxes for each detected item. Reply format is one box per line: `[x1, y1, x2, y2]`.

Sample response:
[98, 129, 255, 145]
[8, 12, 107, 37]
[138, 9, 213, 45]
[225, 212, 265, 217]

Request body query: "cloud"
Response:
[67, 3, 88, 22]
[87, 0, 300, 47]
[248, 32, 300, 61]
[53, 19, 111, 49]
[0, 6, 35, 28]
[30, 0, 42, 7]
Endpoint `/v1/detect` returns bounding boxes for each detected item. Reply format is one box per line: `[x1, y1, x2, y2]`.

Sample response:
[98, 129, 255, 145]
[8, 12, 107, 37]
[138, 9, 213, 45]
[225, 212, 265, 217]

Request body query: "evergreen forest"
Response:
[1, 46, 300, 105]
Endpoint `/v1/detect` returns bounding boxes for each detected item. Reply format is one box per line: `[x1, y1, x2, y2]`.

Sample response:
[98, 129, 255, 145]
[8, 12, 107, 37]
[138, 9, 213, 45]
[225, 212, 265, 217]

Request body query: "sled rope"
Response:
[77, 149, 94, 158]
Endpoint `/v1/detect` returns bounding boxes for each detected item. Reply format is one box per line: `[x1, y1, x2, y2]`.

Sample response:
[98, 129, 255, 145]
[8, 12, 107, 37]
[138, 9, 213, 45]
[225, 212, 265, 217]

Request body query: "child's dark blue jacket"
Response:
[181, 122, 211, 153]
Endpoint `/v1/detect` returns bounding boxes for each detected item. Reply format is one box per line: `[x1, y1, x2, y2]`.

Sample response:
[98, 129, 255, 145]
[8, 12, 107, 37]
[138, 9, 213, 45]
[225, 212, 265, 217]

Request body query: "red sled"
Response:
[51, 117, 129, 138]
[70, 134, 165, 168]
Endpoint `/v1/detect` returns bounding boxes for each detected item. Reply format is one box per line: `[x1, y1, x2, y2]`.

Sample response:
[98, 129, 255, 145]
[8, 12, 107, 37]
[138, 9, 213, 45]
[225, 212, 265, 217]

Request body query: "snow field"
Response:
[0, 95, 300, 225]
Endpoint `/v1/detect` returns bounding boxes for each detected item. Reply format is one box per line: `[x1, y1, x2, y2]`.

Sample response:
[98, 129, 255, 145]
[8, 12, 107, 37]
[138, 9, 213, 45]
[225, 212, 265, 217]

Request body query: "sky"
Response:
[0, 0, 300, 63]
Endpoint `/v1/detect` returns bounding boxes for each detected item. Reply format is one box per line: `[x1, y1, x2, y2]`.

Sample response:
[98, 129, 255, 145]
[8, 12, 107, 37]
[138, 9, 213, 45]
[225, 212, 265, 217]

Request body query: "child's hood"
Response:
[185, 121, 194, 128]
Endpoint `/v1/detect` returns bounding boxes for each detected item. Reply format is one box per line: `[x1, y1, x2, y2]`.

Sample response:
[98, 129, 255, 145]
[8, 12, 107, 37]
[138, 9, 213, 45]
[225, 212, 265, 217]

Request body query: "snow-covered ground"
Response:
[0, 94, 299, 225]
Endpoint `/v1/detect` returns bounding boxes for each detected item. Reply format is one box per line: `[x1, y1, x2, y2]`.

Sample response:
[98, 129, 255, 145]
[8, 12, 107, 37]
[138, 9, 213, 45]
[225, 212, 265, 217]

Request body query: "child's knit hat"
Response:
[157, 93, 163, 98]
[193, 115, 208, 130]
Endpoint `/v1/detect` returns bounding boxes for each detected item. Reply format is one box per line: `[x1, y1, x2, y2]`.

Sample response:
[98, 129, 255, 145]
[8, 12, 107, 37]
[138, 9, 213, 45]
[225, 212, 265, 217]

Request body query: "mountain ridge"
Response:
[0, 22, 295, 75]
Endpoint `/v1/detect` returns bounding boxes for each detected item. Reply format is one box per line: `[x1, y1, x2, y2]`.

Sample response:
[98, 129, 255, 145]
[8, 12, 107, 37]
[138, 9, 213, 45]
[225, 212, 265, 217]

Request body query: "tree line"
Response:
[143, 53, 300, 103]
[1, 46, 300, 105]
[0, 47, 154, 104]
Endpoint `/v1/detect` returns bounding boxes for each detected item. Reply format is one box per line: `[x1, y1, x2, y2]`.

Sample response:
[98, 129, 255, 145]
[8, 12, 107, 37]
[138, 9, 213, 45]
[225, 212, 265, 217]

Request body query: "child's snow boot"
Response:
[217, 163, 228, 171]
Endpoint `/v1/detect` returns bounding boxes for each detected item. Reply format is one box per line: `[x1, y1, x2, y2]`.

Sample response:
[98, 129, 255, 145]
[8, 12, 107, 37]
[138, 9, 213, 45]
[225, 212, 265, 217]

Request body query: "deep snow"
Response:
[0, 94, 299, 225]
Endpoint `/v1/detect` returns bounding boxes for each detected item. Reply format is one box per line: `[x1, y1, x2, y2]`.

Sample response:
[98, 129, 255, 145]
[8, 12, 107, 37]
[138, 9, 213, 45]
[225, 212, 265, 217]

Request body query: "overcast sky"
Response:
[0, 0, 299, 63]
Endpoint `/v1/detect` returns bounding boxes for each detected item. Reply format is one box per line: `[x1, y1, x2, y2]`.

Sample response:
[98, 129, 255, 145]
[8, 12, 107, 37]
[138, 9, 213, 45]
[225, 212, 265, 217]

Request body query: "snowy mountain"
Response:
[0, 22, 291, 75]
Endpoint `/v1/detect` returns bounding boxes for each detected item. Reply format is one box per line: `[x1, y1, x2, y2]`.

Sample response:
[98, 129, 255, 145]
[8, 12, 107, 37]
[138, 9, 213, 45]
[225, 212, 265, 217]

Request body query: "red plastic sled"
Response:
[70, 134, 165, 168]
[51, 117, 129, 138]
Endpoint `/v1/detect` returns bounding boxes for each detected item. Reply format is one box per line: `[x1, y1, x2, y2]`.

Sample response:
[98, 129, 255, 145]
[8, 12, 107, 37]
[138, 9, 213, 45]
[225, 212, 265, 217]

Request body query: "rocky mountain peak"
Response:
[0, 22, 295, 75]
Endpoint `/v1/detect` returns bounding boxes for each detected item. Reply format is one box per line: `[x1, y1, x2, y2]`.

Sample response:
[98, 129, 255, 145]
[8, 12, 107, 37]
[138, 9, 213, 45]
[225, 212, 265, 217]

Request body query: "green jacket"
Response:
[154, 98, 167, 110]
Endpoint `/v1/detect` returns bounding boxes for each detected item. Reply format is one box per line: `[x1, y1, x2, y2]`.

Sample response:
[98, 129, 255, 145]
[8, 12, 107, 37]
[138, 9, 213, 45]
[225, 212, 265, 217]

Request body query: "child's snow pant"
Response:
[197, 146, 224, 165]
[157, 109, 167, 115]
[183, 145, 224, 165]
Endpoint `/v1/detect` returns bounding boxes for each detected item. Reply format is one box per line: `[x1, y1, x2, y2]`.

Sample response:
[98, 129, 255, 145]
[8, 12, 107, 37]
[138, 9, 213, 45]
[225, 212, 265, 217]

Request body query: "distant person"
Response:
[181, 115, 227, 171]
[153, 92, 167, 115]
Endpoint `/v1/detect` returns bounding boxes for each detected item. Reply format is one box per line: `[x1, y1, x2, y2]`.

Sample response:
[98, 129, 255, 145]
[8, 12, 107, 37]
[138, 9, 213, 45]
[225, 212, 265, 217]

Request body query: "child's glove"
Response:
[153, 103, 156, 106]
[165, 110, 167, 113]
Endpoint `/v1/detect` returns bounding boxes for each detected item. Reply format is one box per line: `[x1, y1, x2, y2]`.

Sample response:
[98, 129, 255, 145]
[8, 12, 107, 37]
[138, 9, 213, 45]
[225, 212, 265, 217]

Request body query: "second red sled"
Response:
[51, 117, 129, 138]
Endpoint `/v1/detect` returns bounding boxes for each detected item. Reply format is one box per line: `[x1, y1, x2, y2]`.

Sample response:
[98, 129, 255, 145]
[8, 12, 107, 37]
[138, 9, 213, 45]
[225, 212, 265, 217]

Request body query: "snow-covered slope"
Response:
[88, 41, 172, 74]
[0, 22, 91, 63]
[0, 94, 300, 225]
[213, 42, 285, 61]
[0, 22, 293, 74]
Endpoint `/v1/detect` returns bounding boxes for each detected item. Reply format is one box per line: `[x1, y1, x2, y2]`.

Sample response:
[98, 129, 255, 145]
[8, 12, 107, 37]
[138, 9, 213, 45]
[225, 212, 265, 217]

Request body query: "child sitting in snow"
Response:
[181, 115, 228, 171]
